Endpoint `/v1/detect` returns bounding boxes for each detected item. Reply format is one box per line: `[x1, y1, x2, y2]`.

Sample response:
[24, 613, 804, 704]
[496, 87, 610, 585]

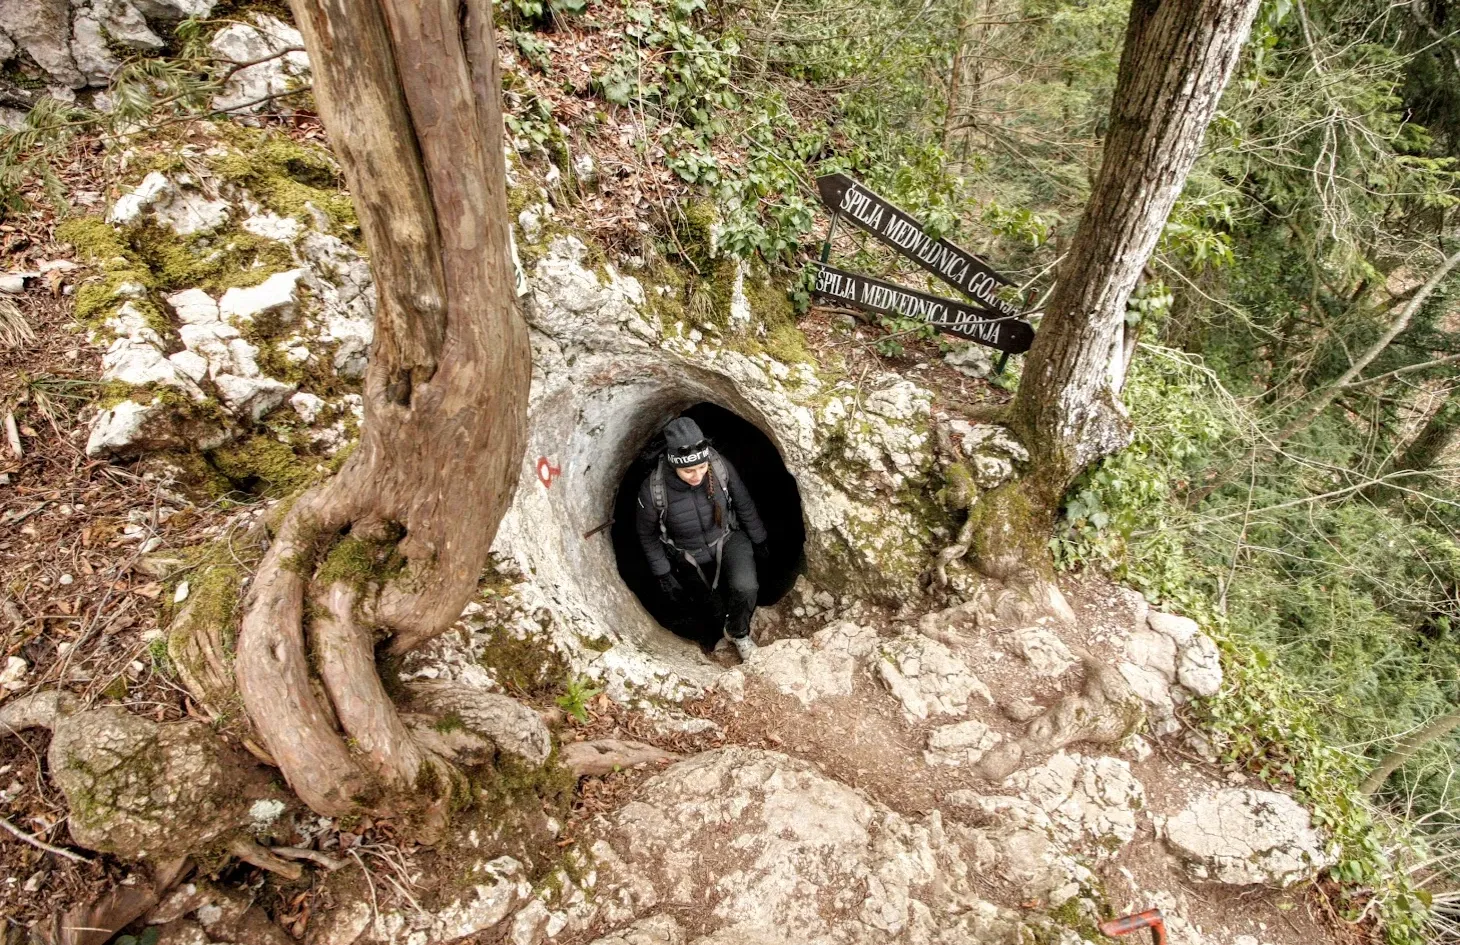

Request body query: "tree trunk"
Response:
[971, 0, 1261, 586]
[234, 0, 531, 817]
[1363, 387, 1460, 503]
[1361, 708, 1460, 796]
[943, 0, 990, 166]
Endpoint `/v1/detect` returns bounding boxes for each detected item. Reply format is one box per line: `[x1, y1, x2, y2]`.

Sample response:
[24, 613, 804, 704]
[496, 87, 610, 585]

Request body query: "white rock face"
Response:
[0, 0, 84, 89]
[1161, 788, 1332, 887]
[218, 269, 306, 324]
[131, 0, 214, 18]
[924, 719, 1001, 767]
[944, 344, 993, 378]
[69, 11, 121, 85]
[585, 915, 685, 945]
[108, 172, 230, 235]
[87, 399, 187, 456]
[589, 748, 1028, 944]
[876, 633, 992, 721]
[1177, 631, 1223, 697]
[213, 373, 293, 421]
[208, 15, 311, 116]
[1147, 610, 1200, 646]
[1013, 625, 1076, 677]
[720, 620, 877, 706]
[1001, 752, 1145, 856]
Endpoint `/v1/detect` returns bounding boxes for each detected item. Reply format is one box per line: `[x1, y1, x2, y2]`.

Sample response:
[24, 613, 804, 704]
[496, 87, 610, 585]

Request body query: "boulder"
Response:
[876, 632, 992, 721]
[585, 915, 685, 945]
[1146, 610, 1199, 646]
[218, 268, 306, 324]
[1161, 788, 1332, 887]
[944, 344, 992, 378]
[1177, 631, 1223, 697]
[1013, 625, 1076, 677]
[0, 0, 84, 88]
[1125, 629, 1177, 682]
[108, 172, 230, 235]
[70, 11, 123, 85]
[924, 719, 1002, 767]
[722, 620, 877, 706]
[131, 0, 215, 18]
[213, 373, 294, 421]
[208, 15, 311, 116]
[1001, 752, 1144, 856]
[95, 0, 166, 49]
[588, 747, 1028, 944]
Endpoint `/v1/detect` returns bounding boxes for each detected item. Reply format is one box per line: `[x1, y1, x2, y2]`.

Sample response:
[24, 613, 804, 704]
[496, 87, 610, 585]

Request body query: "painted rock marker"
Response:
[812, 263, 1033, 354]
[816, 173, 1021, 319]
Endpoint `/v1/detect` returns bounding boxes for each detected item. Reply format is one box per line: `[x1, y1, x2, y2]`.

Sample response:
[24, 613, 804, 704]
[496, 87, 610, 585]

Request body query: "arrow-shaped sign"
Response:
[811, 263, 1033, 354]
[816, 173, 1020, 318]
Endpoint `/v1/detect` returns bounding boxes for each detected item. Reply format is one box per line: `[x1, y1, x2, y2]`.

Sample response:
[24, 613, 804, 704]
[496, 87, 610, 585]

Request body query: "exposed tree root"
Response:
[974, 648, 1144, 781]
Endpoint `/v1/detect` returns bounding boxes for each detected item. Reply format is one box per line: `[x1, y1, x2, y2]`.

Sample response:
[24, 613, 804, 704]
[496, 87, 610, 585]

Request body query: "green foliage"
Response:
[555, 676, 603, 723]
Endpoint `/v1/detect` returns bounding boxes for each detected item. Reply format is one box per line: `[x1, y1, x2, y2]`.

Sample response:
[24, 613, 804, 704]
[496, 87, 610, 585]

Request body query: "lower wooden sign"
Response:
[811, 263, 1033, 354]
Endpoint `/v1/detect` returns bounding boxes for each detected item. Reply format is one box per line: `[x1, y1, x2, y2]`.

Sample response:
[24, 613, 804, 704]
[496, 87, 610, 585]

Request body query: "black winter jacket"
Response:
[636, 457, 768, 577]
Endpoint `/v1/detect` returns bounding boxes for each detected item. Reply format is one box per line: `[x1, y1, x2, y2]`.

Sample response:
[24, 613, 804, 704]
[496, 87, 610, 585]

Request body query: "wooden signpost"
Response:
[812, 172, 1035, 358]
[811, 263, 1033, 354]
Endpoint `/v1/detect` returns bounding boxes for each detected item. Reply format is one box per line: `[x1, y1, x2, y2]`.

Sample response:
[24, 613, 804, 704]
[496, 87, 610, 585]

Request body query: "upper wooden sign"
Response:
[816, 173, 1020, 319]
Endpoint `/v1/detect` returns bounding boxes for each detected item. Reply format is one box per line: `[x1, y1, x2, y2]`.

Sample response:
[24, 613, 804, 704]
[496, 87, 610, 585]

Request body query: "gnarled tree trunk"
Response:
[235, 0, 531, 817]
[970, 0, 1261, 593]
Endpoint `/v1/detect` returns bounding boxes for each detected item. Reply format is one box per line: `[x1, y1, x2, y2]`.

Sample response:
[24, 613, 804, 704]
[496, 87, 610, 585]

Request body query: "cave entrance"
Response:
[611, 402, 806, 648]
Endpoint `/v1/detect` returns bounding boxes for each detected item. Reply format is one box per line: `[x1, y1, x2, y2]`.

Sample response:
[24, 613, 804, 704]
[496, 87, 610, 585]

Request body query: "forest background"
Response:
[4, 0, 1460, 940]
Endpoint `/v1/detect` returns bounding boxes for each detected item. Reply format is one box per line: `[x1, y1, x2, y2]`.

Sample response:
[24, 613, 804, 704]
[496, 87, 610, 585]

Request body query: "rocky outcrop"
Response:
[716, 620, 878, 705]
[587, 747, 1030, 944]
[875, 632, 993, 721]
[1160, 788, 1332, 887]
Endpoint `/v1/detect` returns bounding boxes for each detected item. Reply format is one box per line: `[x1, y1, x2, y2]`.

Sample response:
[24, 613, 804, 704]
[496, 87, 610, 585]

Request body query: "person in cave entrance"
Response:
[636, 416, 769, 662]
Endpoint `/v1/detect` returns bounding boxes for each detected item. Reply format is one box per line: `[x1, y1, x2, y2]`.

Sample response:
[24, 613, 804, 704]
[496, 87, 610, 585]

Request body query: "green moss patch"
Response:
[212, 126, 359, 235]
[208, 434, 320, 499]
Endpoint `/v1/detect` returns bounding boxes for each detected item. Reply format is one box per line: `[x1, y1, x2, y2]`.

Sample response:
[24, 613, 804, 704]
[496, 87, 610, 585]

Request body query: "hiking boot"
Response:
[731, 634, 758, 662]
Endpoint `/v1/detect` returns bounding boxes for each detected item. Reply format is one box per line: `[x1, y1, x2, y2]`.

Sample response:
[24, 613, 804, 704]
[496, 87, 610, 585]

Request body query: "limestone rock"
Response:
[40, 704, 250, 859]
[87, 399, 177, 456]
[409, 682, 553, 767]
[1125, 628, 1178, 682]
[1146, 610, 1199, 646]
[131, 0, 214, 16]
[365, 856, 532, 944]
[944, 344, 992, 378]
[214, 373, 294, 421]
[924, 719, 1001, 767]
[589, 747, 1028, 944]
[218, 269, 306, 324]
[96, 0, 166, 49]
[1117, 661, 1177, 736]
[167, 287, 221, 324]
[876, 633, 992, 720]
[109, 172, 231, 235]
[585, 915, 685, 945]
[1013, 625, 1076, 677]
[1000, 752, 1144, 856]
[1177, 631, 1223, 697]
[209, 15, 311, 116]
[728, 620, 877, 706]
[1161, 788, 1331, 887]
[0, 0, 84, 88]
[70, 11, 122, 85]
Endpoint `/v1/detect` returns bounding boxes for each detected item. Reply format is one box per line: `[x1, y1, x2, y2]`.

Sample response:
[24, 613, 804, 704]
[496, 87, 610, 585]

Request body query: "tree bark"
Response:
[970, 0, 1261, 586]
[1362, 386, 1460, 503]
[234, 0, 530, 817]
[1361, 708, 1460, 796]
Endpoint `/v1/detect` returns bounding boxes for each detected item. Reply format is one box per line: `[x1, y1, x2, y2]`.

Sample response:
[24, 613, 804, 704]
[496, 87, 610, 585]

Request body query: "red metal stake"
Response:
[1098, 910, 1168, 945]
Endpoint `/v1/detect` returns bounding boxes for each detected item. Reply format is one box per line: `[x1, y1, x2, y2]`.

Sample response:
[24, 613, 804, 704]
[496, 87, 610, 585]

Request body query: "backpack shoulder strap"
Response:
[651, 461, 676, 548]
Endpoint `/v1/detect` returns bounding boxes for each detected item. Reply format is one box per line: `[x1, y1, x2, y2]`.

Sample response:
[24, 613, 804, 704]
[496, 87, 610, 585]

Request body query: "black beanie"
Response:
[664, 417, 710, 468]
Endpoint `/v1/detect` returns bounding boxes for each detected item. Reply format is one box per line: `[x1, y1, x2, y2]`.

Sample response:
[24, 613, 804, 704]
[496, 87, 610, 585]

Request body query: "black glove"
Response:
[753, 541, 770, 566]
[658, 573, 683, 599]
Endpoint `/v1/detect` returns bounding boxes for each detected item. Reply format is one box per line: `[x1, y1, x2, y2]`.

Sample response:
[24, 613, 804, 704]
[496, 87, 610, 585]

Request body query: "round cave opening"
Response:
[610, 402, 806, 649]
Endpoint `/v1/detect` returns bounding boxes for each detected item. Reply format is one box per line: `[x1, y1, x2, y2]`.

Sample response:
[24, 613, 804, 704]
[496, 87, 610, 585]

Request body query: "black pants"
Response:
[669, 530, 758, 640]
